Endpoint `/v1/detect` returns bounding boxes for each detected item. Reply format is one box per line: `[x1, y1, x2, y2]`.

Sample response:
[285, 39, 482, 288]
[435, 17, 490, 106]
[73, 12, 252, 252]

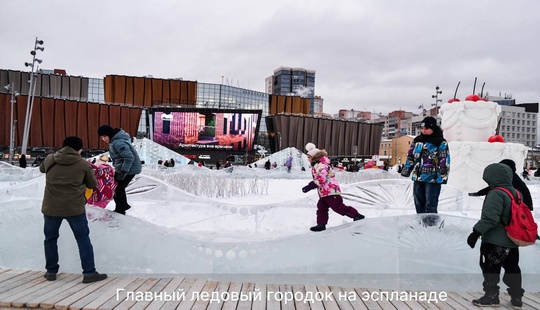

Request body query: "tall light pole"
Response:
[432, 85, 442, 109]
[21, 37, 44, 157]
[4, 83, 19, 165]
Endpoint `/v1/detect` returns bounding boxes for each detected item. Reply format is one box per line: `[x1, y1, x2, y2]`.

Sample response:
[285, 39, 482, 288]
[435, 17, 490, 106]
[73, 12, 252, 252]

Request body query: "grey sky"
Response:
[1, 0, 539, 115]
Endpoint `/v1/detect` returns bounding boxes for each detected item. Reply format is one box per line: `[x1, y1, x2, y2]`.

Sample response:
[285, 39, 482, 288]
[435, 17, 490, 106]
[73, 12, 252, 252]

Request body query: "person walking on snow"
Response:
[302, 143, 365, 232]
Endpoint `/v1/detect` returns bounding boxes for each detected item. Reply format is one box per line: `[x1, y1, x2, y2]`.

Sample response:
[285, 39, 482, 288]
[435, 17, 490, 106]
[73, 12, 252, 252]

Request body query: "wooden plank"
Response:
[236, 282, 255, 310]
[523, 292, 540, 309]
[206, 281, 230, 310]
[279, 284, 296, 310]
[251, 282, 267, 310]
[113, 278, 161, 309]
[304, 284, 325, 310]
[128, 278, 173, 310]
[51, 276, 115, 310]
[75, 276, 137, 310]
[175, 278, 207, 310]
[190, 280, 219, 310]
[0, 270, 41, 294]
[0, 273, 48, 306]
[67, 277, 125, 310]
[266, 283, 282, 310]
[291, 284, 311, 310]
[353, 288, 382, 310]
[144, 276, 186, 310]
[329, 286, 358, 310]
[221, 281, 242, 310]
[13, 274, 80, 308]
[316, 285, 341, 310]
[24, 275, 82, 308]
[0, 269, 18, 283]
[4, 273, 76, 308]
[97, 277, 148, 310]
[340, 287, 369, 310]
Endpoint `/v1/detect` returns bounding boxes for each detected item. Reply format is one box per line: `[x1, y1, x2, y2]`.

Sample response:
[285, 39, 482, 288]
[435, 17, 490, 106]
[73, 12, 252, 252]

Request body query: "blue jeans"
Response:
[413, 182, 441, 214]
[43, 213, 96, 275]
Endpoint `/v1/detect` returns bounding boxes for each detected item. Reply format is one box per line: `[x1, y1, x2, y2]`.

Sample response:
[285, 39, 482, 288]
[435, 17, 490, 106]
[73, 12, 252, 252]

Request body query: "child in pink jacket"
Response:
[87, 155, 117, 209]
[302, 143, 365, 231]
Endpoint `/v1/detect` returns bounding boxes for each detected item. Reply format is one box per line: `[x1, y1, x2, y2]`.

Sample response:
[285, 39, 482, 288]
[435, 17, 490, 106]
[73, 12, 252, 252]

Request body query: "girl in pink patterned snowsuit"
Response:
[87, 155, 117, 209]
[302, 143, 365, 231]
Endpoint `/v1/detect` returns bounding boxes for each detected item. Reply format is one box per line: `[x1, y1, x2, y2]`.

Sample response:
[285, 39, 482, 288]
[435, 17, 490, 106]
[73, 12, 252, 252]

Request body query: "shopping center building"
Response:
[0, 69, 382, 164]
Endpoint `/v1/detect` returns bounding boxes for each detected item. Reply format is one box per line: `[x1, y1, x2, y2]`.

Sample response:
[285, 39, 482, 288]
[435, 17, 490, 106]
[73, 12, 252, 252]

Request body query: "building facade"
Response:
[268, 67, 316, 114]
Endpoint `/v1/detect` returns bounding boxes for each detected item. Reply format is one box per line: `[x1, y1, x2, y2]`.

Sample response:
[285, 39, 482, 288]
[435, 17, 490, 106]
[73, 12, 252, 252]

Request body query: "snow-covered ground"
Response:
[1, 160, 540, 292]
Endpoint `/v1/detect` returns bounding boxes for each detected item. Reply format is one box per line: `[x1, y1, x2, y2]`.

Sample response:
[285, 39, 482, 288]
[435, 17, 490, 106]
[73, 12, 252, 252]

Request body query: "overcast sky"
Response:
[1, 0, 539, 116]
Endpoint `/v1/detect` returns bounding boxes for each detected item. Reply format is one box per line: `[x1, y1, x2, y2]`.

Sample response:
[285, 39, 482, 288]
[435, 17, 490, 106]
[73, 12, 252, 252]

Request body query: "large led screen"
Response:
[152, 110, 260, 152]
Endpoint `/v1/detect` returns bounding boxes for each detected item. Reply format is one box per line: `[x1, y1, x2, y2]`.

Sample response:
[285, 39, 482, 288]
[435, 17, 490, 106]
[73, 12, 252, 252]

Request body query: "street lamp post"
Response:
[4, 83, 19, 165]
[432, 85, 442, 109]
[21, 37, 44, 157]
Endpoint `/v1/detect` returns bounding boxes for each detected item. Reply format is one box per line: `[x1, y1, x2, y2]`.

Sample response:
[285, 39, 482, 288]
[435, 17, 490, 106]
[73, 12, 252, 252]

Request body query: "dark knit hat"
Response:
[62, 136, 83, 151]
[499, 159, 517, 173]
[97, 125, 114, 138]
[420, 116, 438, 130]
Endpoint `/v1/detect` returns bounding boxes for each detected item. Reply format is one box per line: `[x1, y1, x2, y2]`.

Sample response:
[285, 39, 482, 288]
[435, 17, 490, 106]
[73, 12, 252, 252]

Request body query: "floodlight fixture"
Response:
[36, 39, 44, 45]
[36, 46, 44, 51]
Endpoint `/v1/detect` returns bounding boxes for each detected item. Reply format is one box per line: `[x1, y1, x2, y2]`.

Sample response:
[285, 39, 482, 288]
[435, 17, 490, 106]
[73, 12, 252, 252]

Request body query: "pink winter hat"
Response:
[305, 143, 320, 157]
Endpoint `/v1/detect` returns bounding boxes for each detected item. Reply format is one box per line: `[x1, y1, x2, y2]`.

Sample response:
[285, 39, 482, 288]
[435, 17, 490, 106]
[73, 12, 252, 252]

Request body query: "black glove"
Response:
[115, 171, 127, 181]
[302, 181, 317, 193]
[467, 229, 481, 249]
[468, 192, 480, 196]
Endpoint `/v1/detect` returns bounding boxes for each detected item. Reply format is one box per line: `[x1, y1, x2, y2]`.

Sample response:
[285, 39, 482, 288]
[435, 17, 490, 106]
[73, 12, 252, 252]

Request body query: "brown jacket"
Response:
[39, 147, 98, 217]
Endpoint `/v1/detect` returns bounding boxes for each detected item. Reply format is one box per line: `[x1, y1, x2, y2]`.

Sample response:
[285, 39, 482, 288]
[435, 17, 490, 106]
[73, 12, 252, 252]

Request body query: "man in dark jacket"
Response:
[469, 159, 533, 210]
[98, 125, 142, 215]
[467, 163, 524, 308]
[39, 136, 107, 284]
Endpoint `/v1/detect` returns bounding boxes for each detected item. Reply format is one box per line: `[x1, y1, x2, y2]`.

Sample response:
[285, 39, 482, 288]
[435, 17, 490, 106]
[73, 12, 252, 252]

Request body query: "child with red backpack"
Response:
[466, 163, 527, 308]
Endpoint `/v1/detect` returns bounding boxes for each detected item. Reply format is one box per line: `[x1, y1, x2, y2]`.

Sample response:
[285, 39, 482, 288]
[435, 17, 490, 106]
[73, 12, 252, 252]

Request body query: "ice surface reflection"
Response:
[1, 160, 540, 291]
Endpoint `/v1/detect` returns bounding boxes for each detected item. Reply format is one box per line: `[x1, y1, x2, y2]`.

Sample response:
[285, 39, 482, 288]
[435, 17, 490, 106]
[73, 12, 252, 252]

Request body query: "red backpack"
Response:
[495, 187, 538, 246]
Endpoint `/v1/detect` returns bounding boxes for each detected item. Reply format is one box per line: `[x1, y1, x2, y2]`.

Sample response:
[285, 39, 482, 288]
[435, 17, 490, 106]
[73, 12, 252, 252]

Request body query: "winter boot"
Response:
[472, 293, 499, 307]
[310, 224, 326, 232]
[43, 272, 56, 281]
[510, 296, 523, 308]
[353, 214, 365, 221]
[82, 272, 108, 284]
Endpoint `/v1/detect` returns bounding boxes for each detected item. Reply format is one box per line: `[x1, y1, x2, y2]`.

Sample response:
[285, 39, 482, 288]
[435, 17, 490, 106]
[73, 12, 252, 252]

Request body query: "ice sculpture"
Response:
[440, 100, 528, 192]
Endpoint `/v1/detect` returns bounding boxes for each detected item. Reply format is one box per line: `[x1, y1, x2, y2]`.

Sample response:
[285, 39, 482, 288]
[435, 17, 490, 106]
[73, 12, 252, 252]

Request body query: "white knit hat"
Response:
[305, 142, 320, 157]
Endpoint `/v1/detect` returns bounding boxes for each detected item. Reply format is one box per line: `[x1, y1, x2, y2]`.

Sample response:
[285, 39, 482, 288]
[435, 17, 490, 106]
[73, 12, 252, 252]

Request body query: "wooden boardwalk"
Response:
[1, 268, 539, 309]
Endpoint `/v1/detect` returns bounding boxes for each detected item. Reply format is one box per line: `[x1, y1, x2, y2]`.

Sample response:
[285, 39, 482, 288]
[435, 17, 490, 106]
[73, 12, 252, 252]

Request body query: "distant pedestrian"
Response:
[97, 125, 142, 215]
[39, 136, 108, 283]
[19, 154, 27, 168]
[302, 143, 365, 232]
[522, 167, 530, 181]
[264, 160, 271, 170]
[285, 154, 293, 173]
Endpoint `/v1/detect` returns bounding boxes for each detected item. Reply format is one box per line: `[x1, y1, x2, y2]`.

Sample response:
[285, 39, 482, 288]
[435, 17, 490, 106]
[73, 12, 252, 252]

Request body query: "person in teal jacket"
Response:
[98, 125, 142, 215]
[467, 163, 524, 308]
